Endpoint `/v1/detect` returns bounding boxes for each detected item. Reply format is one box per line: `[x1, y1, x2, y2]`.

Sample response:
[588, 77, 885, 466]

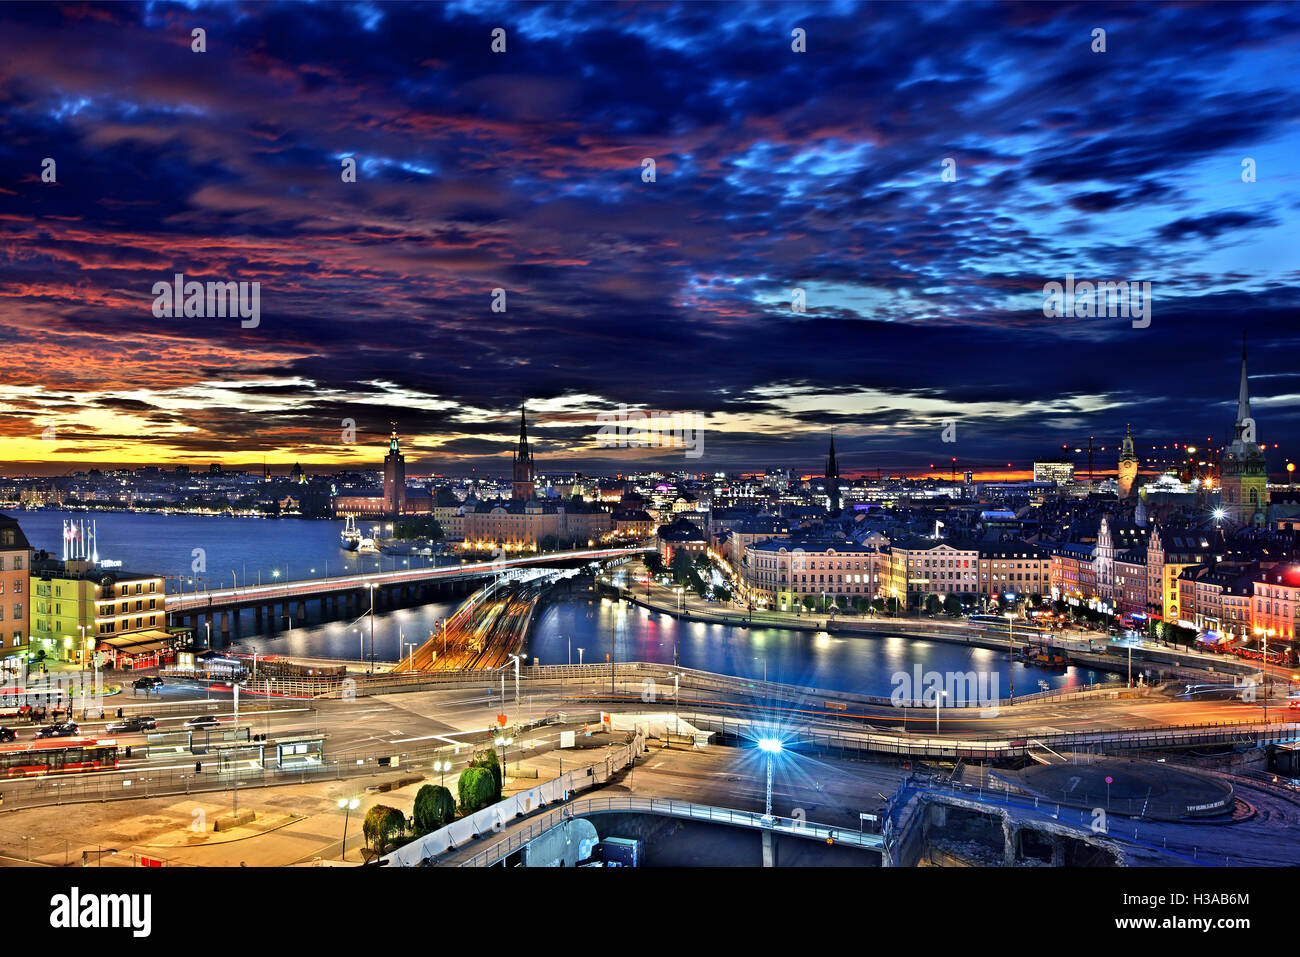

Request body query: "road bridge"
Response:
[164, 546, 651, 641]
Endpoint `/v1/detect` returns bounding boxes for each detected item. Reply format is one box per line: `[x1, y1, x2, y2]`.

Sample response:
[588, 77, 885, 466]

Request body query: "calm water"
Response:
[19, 509, 424, 588]
[15, 509, 1122, 691]
[527, 595, 1122, 698]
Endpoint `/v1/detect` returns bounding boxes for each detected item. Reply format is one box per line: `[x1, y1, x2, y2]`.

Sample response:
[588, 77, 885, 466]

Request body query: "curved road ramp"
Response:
[993, 756, 1235, 821]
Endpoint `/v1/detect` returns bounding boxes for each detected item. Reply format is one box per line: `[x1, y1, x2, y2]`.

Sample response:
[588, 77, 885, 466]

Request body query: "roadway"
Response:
[165, 546, 652, 614]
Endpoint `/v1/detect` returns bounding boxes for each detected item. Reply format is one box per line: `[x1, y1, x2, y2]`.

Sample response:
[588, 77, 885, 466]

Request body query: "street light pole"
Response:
[337, 797, 359, 861]
[1005, 613, 1015, 702]
[367, 583, 376, 676]
[758, 738, 782, 822]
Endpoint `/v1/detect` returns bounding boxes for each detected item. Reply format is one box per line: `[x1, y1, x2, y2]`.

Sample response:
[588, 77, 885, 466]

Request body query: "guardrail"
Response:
[165, 547, 651, 613]
[680, 711, 1300, 761]
[456, 795, 883, 867]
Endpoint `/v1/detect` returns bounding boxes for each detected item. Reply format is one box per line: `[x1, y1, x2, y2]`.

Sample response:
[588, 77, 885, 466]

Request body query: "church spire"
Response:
[1236, 331, 1251, 427]
[824, 431, 841, 516]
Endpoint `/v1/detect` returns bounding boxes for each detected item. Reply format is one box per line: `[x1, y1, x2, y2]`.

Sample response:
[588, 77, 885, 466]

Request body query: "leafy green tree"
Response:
[412, 784, 457, 834]
[801, 595, 817, 613]
[943, 594, 962, 617]
[886, 596, 900, 615]
[871, 597, 886, 614]
[924, 594, 942, 615]
[467, 747, 503, 801]
[714, 586, 732, 603]
[392, 516, 444, 540]
[643, 552, 664, 576]
[458, 767, 497, 814]
[362, 804, 406, 854]
[855, 597, 871, 616]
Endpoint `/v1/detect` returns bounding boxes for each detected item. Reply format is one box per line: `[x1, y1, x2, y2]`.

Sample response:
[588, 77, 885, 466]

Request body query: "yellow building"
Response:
[30, 559, 167, 665]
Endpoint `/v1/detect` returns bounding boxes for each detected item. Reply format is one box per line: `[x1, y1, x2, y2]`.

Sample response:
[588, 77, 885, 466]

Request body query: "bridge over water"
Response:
[164, 546, 652, 641]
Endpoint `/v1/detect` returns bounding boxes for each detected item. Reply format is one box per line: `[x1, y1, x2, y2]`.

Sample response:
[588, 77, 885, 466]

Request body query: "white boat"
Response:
[340, 515, 361, 551]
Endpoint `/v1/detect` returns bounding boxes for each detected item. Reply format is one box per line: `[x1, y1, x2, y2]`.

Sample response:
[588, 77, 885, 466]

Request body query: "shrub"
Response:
[412, 784, 457, 834]
[362, 804, 406, 854]
[458, 767, 497, 814]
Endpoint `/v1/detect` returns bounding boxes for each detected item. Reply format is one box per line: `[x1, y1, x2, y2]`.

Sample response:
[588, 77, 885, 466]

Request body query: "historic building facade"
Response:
[1220, 334, 1268, 526]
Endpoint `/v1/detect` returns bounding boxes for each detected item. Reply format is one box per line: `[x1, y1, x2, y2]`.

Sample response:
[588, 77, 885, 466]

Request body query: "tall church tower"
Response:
[383, 422, 406, 517]
[1117, 425, 1138, 500]
[512, 403, 535, 501]
[825, 433, 841, 516]
[1219, 332, 1268, 526]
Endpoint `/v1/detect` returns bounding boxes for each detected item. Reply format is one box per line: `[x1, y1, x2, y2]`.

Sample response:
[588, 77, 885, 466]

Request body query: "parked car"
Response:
[183, 714, 220, 729]
[35, 722, 80, 739]
[132, 676, 164, 690]
[106, 715, 157, 734]
[0, 726, 15, 743]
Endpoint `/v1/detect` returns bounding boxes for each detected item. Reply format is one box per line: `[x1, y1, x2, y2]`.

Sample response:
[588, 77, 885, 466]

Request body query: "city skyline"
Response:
[3, 3, 1299, 476]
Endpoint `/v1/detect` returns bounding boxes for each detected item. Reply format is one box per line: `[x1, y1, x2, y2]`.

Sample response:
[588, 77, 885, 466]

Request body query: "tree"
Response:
[924, 594, 941, 616]
[801, 595, 817, 613]
[855, 597, 871, 616]
[362, 804, 406, 855]
[886, 596, 900, 615]
[871, 597, 886, 614]
[943, 594, 962, 617]
[467, 747, 502, 801]
[392, 516, 444, 540]
[643, 552, 664, 576]
[458, 767, 497, 814]
[714, 586, 732, 603]
[412, 784, 457, 834]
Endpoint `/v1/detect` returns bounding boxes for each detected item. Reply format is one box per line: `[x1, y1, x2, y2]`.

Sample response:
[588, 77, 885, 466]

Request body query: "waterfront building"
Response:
[1049, 541, 1096, 606]
[462, 498, 612, 551]
[976, 542, 1051, 601]
[1252, 565, 1300, 644]
[656, 517, 707, 565]
[739, 537, 881, 611]
[1177, 563, 1257, 641]
[333, 426, 433, 517]
[0, 514, 31, 673]
[886, 536, 981, 610]
[1113, 548, 1148, 617]
[1146, 524, 1224, 623]
[29, 558, 175, 668]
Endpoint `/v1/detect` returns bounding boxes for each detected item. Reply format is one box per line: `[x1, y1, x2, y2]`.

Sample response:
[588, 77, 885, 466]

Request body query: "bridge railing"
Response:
[165, 547, 652, 612]
[454, 795, 882, 867]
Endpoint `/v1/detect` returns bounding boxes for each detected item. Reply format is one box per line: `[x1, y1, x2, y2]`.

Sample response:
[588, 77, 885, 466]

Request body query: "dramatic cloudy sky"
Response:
[2, 0, 1299, 478]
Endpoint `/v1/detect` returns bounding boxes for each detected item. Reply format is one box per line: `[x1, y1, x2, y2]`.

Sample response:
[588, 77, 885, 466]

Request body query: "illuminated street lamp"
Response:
[758, 738, 783, 822]
[337, 797, 360, 861]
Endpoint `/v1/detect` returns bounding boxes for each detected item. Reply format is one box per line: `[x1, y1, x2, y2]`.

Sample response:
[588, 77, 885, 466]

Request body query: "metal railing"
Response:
[457, 794, 883, 866]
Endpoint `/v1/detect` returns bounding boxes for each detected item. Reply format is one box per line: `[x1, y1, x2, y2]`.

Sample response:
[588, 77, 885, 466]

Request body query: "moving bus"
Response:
[0, 738, 118, 777]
